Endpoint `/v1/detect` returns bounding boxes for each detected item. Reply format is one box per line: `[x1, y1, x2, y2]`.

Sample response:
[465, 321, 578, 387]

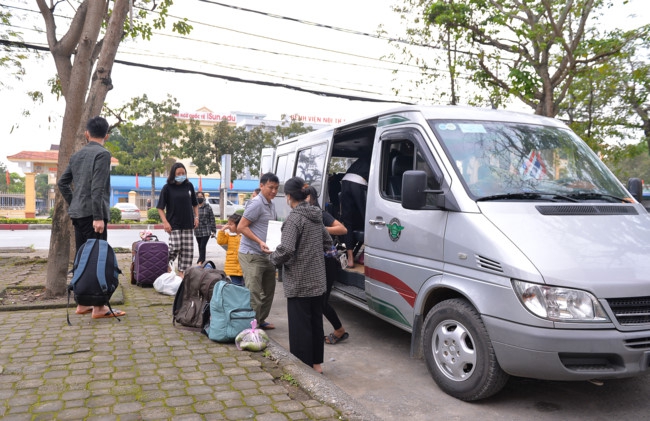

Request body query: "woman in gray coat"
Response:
[269, 177, 332, 374]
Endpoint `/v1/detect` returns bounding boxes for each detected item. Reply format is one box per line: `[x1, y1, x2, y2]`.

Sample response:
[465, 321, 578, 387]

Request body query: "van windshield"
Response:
[429, 120, 631, 202]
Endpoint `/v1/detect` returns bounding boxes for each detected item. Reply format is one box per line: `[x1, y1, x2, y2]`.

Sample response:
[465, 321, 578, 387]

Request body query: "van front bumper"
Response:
[483, 315, 650, 380]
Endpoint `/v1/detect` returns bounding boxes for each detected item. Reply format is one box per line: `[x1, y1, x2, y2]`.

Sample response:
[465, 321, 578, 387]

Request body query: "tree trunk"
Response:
[45, 196, 73, 297]
[43, 0, 131, 298]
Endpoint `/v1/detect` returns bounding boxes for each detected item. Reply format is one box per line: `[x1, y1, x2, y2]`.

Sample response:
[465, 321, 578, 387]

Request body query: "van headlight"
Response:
[512, 280, 609, 322]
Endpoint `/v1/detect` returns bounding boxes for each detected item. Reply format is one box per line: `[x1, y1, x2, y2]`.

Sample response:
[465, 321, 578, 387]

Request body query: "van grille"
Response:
[476, 255, 503, 273]
[607, 296, 650, 326]
[536, 205, 638, 215]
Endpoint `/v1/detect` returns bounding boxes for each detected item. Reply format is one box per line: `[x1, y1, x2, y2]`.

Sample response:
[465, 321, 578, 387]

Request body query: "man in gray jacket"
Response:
[58, 116, 126, 319]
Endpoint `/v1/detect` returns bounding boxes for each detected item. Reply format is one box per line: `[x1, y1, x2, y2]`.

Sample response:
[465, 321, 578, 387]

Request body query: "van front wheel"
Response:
[423, 298, 509, 401]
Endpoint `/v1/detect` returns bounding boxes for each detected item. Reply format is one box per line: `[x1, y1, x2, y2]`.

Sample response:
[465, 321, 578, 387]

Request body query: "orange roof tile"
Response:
[7, 150, 119, 164]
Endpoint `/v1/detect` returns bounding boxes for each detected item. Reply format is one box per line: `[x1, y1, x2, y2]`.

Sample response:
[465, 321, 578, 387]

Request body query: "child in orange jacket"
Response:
[217, 214, 244, 286]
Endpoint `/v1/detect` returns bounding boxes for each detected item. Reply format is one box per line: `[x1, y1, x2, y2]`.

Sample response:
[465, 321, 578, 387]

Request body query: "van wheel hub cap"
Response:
[432, 320, 477, 381]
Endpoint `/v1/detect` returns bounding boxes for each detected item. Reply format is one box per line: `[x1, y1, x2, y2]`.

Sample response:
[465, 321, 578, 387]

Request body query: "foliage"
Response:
[274, 115, 314, 145]
[0, 218, 51, 224]
[0, 7, 28, 89]
[106, 94, 184, 199]
[391, 0, 638, 117]
[109, 207, 121, 224]
[3, 172, 25, 193]
[147, 207, 161, 222]
[603, 141, 650, 184]
[35, 173, 49, 203]
[177, 115, 313, 180]
[245, 125, 278, 176]
[556, 23, 649, 158]
[0, 161, 7, 192]
[177, 119, 256, 178]
[0, 161, 23, 193]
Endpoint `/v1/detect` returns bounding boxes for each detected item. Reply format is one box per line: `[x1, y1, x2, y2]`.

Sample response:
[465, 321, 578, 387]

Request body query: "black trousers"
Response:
[340, 180, 367, 251]
[287, 295, 325, 367]
[323, 256, 342, 331]
[72, 215, 108, 253]
[195, 236, 210, 263]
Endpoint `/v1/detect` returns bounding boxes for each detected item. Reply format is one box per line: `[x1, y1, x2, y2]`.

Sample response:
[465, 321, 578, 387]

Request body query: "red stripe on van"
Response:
[365, 267, 416, 307]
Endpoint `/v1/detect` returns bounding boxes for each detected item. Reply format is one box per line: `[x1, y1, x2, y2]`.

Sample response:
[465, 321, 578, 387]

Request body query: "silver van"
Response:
[267, 105, 650, 401]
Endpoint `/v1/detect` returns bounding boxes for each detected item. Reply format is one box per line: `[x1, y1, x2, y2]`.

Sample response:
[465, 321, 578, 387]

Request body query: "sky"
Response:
[1, 0, 648, 174]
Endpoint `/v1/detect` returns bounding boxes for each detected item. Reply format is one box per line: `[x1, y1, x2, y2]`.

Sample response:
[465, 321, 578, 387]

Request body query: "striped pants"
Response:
[169, 229, 194, 273]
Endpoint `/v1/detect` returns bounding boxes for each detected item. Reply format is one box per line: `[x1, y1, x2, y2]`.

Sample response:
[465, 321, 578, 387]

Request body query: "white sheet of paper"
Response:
[266, 220, 283, 252]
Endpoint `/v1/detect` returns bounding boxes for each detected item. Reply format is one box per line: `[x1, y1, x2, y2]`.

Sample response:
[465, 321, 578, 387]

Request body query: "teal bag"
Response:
[204, 280, 256, 343]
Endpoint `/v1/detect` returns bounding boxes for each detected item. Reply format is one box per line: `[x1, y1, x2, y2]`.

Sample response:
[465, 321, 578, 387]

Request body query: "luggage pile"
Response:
[127, 231, 257, 345]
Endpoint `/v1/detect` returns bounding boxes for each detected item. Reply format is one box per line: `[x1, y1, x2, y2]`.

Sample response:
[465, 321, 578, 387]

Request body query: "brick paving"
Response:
[0, 251, 370, 421]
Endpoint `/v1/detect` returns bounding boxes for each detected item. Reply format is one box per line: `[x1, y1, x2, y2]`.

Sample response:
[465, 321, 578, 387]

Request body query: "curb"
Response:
[0, 223, 165, 230]
[265, 340, 375, 421]
[0, 285, 125, 312]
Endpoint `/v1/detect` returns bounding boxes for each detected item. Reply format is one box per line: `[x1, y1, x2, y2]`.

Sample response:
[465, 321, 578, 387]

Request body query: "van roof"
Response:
[277, 105, 566, 147]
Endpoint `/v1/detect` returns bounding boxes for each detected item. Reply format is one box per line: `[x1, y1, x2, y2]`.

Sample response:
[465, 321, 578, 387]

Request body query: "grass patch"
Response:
[280, 374, 298, 387]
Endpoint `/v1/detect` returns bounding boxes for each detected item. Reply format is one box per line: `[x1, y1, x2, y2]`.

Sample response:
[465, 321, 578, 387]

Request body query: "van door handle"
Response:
[369, 219, 386, 226]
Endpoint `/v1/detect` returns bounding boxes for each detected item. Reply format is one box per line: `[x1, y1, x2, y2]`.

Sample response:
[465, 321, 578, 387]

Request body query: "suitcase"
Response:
[131, 235, 169, 287]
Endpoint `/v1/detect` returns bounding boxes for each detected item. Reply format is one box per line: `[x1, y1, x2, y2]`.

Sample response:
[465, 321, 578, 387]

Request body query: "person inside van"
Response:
[305, 186, 350, 345]
[339, 155, 370, 268]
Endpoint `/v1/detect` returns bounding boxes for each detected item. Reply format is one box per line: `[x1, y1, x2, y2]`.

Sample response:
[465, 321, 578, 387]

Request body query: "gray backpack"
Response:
[172, 262, 225, 329]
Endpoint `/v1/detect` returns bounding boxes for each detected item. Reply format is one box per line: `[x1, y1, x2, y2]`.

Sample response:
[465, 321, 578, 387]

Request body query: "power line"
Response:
[0, 26, 420, 100]
[196, 0, 465, 52]
[0, 39, 417, 104]
[1, 2, 473, 82]
[1, 17, 435, 100]
[1, 2, 454, 80]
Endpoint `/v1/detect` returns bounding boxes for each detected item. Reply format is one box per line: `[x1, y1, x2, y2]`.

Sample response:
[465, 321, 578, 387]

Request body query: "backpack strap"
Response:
[96, 240, 109, 293]
[69, 239, 97, 287]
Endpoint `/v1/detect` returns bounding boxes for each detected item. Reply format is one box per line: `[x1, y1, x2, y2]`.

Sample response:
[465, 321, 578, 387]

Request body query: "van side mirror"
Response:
[402, 170, 442, 210]
[627, 178, 643, 202]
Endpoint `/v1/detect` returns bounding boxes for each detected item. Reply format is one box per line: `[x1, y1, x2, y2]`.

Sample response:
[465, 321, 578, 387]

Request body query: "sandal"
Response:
[325, 332, 349, 345]
[75, 307, 92, 315]
[260, 322, 276, 330]
[92, 309, 126, 319]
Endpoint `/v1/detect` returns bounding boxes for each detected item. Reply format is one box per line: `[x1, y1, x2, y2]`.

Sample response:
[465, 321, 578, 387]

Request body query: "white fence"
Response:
[0, 193, 25, 210]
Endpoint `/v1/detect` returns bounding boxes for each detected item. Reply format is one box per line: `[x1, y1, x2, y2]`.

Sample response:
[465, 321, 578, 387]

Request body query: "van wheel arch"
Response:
[422, 298, 509, 401]
[412, 287, 465, 359]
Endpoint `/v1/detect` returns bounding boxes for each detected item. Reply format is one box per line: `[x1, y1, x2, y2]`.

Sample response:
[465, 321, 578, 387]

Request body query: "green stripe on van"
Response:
[367, 294, 411, 327]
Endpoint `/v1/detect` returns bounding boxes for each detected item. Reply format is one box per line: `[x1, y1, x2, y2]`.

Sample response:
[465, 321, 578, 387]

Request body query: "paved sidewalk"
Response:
[0, 251, 372, 421]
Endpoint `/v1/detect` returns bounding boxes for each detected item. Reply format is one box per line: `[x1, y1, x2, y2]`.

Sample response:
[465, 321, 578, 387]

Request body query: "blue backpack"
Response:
[67, 239, 122, 324]
[203, 280, 256, 343]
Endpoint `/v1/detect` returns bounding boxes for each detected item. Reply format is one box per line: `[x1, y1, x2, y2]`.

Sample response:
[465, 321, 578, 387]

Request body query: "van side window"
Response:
[275, 154, 292, 195]
[381, 139, 414, 200]
[381, 139, 437, 202]
[296, 143, 328, 192]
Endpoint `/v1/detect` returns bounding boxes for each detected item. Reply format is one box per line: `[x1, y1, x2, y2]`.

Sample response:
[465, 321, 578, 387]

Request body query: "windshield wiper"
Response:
[476, 192, 579, 202]
[565, 192, 628, 203]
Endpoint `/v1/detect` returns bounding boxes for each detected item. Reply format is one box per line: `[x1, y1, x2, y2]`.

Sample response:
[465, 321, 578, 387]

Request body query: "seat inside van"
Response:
[388, 155, 413, 199]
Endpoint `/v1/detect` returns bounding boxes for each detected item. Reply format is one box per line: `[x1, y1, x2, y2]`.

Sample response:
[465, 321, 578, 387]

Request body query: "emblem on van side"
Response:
[387, 218, 404, 242]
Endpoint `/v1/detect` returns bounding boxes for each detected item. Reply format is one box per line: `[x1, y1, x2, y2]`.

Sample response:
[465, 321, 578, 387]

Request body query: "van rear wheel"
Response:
[423, 298, 509, 401]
